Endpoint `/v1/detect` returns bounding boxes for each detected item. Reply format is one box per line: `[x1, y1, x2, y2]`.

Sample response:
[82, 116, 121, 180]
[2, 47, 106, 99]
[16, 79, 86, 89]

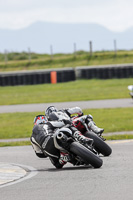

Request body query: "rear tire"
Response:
[70, 142, 103, 168]
[84, 131, 112, 156]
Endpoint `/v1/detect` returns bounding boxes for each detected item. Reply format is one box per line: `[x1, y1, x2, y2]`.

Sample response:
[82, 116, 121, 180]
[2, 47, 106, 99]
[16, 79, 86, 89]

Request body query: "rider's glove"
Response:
[78, 115, 87, 124]
[87, 114, 93, 120]
[62, 119, 72, 125]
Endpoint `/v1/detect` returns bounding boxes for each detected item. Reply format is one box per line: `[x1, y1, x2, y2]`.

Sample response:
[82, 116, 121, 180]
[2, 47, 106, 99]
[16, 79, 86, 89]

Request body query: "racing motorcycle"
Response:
[72, 115, 112, 156]
[49, 111, 112, 157]
[54, 127, 103, 168]
[128, 85, 133, 99]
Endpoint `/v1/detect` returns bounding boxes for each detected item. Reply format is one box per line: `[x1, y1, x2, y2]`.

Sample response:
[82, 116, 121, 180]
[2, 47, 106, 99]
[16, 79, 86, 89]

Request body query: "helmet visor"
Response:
[45, 106, 58, 117]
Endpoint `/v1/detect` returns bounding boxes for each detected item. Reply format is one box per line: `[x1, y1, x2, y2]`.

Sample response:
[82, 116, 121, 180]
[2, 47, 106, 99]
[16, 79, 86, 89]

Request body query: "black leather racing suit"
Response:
[31, 120, 67, 168]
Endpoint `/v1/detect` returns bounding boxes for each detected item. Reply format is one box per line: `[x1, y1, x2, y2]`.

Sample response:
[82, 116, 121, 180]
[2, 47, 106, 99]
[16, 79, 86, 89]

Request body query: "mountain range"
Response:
[0, 21, 133, 54]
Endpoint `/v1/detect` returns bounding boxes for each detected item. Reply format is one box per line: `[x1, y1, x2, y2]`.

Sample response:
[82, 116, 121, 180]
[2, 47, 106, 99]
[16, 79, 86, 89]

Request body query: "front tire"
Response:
[84, 131, 112, 156]
[70, 142, 103, 168]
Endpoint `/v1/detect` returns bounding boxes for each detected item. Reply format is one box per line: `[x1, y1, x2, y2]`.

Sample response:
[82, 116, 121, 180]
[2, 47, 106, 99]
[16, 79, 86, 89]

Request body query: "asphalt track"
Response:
[0, 140, 133, 200]
[0, 98, 133, 113]
[0, 98, 133, 199]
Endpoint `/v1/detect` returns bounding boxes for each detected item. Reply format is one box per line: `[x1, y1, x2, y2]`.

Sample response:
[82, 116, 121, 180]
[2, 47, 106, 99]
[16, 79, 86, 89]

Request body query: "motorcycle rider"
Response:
[30, 114, 93, 169]
[45, 106, 104, 134]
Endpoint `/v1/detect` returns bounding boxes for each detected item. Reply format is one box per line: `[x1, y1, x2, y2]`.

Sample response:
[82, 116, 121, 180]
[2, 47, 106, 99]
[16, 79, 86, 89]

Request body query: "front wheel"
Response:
[84, 131, 112, 156]
[69, 142, 103, 168]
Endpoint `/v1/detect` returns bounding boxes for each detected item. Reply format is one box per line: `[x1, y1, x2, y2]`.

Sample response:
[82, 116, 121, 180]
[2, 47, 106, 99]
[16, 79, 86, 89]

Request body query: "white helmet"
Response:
[45, 106, 58, 118]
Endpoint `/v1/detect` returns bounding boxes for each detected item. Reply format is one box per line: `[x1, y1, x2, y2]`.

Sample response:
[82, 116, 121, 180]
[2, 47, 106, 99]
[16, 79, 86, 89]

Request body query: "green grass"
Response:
[0, 112, 38, 139]
[104, 135, 133, 140]
[84, 108, 133, 133]
[1, 50, 133, 146]
[1, 108, 133, 140]
[0, 78, 131, 105]
[1, 107, 133, 147]
[1, 50, 133, 72]
[0, 141, 31, 147]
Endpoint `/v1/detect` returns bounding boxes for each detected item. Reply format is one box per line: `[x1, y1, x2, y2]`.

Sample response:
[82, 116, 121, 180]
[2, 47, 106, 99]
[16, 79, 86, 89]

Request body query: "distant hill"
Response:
[0, 21, 133, 53]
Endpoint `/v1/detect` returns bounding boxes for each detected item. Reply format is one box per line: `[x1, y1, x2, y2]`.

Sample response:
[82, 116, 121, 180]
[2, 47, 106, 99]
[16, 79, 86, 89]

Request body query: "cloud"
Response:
[0, 0, 133, 31]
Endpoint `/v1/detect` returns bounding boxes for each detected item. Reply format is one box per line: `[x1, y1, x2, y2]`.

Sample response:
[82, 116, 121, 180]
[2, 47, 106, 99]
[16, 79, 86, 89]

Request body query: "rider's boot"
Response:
[73, 131, 93, 146]
[59, 152, 85, 166]
[59, 152, 70, 165]
[88, 121, 104, 134]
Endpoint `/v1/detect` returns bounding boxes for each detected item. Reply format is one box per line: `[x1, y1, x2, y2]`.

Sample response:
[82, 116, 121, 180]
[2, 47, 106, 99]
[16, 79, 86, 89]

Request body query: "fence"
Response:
[0, 68, 75, 86]
[0, 64, 133, 86]
[76, 64, 133, 79]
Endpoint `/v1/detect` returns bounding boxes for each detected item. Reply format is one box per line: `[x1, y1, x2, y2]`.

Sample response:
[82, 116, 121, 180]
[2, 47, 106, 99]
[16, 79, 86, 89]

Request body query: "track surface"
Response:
[0, 140, 133, 200]
[0, 98, 133, 199]
[0, 98, 133, 113]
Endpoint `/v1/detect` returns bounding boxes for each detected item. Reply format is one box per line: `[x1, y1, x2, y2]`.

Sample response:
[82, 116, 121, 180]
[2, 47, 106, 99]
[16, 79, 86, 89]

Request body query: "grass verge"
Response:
[1, 50, 133, 72]
[0, 78, 132, 105]
[0, 107, 133, 146]
[0, 141, 31, 147]
[104, 135, 133, 140]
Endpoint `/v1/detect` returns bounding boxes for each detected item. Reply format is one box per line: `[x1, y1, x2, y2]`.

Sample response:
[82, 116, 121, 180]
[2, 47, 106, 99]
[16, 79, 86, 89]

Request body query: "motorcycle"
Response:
[72, 115, 112, 156]
[54, 127, 103, 168]
[128, 85, 133, 99]
[49, 111, 112, 157]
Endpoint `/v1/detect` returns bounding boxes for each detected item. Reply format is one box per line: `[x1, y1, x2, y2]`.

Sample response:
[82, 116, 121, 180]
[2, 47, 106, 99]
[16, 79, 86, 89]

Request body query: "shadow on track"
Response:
[27, 165, 95, 173]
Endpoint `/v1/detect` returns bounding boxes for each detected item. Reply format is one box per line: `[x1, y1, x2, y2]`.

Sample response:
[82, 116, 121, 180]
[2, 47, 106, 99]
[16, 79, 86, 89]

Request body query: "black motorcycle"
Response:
[53, 127, 103, 168]
[72, 115, 112, 157]
[49, 111, 112, 157]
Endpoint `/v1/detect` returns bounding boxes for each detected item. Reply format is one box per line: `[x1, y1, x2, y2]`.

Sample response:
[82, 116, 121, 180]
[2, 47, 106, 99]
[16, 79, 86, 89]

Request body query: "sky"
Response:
[0, 0, 133, 32]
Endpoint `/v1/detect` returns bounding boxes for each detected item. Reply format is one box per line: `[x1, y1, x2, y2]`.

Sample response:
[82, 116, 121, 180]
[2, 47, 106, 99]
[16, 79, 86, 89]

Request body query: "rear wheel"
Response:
[70, 142, 103, 168]
[84, 131, 112, 156]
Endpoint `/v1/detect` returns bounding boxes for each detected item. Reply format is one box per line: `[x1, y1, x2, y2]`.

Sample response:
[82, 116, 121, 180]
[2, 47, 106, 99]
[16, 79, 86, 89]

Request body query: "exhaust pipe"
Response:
[57, 132, 64, 140]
